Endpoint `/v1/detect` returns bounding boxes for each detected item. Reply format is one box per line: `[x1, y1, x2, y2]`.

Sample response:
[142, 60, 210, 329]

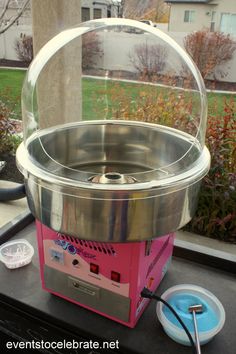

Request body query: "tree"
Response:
[123, 0, 150, 19]
[0, 0, 29, 35]
[142, 1, 169, 23]
[82, 31, 103, 70]
[113, 0, 160, 20]
[184, 30, 236, 81]
[129, 43, 167, 80]
[14, 33, 33, 63]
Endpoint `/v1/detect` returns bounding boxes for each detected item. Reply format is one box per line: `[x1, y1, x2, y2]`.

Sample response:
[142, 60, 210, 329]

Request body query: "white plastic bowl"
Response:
[156, 284, 225, 346]
[0, 239, 34, 269]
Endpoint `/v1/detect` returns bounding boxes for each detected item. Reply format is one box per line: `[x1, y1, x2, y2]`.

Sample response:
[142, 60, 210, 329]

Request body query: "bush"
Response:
[14, 33, 33, 64]
[129, 43, 168, 81]
[184, 30, 236, 80]
[105, 83, 197, 137]
[97, 82, 236, 242]
[82, 32, 103, 70]
[0, 99, 16, 155]
[187, 97, 236, 242]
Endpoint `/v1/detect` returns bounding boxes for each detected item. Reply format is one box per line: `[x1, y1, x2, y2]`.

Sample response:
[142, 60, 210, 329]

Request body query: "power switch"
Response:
[111, 271, 120, 283]
[72, 259, 79, 267]
[90, 263, 99, 274]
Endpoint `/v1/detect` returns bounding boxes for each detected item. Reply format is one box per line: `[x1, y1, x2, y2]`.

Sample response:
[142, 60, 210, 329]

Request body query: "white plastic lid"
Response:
[0, 239, 34, 269]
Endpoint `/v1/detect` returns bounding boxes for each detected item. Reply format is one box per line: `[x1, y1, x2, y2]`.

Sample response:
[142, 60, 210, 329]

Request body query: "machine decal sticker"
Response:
[54, 239, 96, 259]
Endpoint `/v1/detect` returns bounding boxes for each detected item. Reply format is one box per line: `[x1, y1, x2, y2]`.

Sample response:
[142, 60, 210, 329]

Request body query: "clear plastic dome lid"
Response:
[21, 18, 208, 186]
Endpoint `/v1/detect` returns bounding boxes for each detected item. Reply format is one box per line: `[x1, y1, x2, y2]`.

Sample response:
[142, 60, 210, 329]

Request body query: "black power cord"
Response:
[0, 184, 26, 201]
[141, 287, 197, 354]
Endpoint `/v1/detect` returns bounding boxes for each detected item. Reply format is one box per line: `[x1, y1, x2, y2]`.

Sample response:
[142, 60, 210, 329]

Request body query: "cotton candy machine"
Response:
[16, 18, 210, 327]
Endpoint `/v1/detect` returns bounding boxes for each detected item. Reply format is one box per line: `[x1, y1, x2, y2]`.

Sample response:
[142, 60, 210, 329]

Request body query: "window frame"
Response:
[93, 8, 102, 20]
[210, 11, 216, 32]
[81, 7, 90, 22]
[184, 10, 196, 23]
[220, 12, 236, 35]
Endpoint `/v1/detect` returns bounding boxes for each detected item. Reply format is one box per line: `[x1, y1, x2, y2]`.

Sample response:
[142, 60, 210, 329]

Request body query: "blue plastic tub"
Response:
[156, 284, 225, 346]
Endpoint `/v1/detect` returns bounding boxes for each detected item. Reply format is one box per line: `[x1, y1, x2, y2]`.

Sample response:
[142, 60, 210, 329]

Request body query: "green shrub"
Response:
[10, 133, 23, 153]
[105, 82, 196, 135]
[0, 93, 22, 156]
[99, 83, 236, 242]
[0, 99, 15, 155]
[187, 97, 236, 242]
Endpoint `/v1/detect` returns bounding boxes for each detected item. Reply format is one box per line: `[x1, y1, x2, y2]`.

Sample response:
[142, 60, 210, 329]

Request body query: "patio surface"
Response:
[0, 180, 28, 228]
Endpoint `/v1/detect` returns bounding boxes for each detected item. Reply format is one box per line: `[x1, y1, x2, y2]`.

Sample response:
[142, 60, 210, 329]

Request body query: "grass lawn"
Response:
[0, 68, 235, 121]
[0, 68, 26, 118]
[82, 77, 159, 120]
[207, 91, 235, 116]
[83, 77, 236, 121]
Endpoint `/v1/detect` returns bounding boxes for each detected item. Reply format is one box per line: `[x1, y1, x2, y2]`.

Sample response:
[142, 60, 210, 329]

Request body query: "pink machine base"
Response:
[36, 221, 174, 328]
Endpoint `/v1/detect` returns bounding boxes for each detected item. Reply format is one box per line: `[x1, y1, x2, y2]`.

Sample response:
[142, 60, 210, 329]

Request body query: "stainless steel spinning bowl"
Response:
[16, 120, 210, 242]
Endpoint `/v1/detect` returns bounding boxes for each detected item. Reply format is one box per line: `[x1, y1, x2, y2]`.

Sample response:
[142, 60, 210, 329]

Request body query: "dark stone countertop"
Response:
[0, 223, 235, 354]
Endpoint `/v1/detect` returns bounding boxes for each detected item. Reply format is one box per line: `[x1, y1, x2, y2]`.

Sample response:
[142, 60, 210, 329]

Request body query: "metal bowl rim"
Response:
[17, 121, 210, 192]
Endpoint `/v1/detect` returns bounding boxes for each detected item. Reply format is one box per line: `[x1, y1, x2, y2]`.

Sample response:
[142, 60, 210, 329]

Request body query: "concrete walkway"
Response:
[0, 180, 28, 229]
[176, 229, 236, 256]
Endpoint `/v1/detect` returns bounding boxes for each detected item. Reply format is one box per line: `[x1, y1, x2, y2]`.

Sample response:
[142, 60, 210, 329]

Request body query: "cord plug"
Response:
[141, 287, 153, 299]
[141, 286, 196, 354]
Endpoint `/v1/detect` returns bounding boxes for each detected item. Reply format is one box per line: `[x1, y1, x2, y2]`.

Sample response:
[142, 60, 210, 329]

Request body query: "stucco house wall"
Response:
[168, 3, 217, 31]
[167, 0, 236, 34]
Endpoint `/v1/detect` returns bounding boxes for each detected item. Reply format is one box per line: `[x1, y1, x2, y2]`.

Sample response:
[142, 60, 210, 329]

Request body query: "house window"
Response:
[93, 8, 102, 19]
[210, 11, 216, 32]
[220, 13, 236, 35]
[82, 7, 90, 22]
[184, 10, 195, 23]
